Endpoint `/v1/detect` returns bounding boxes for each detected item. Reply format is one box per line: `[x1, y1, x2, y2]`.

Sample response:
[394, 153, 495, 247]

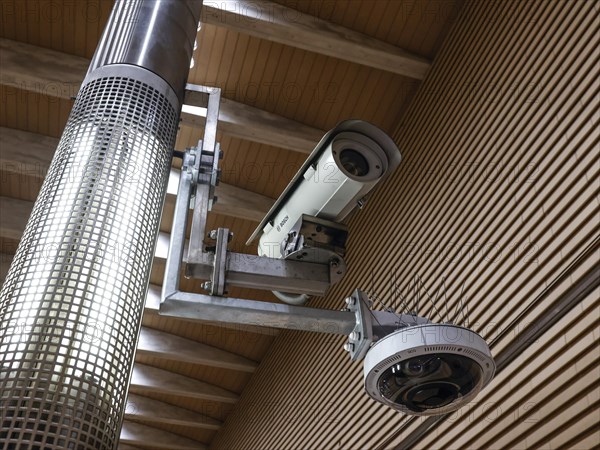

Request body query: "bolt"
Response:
[349, 331, 360, 341]
[202, 281, 212, 291]
[208, 230, 217, 240]
[345, 296, 355, 307]
[343, 342, 354, 352]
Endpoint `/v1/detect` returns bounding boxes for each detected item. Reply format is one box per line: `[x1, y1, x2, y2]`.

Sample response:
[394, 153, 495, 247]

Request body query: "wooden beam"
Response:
[120, 421, 207, 450]
[181, 98, 323, 154]
[137, 326, 258, 372]
[0, 38, 322, 153]
[0, 196, 29, 243]
[0, 38, 87, 100]
[130, 363, 239, 404]
[0, 127, 58, 170]
[0, 126, 274, 222]
[0, 253, 12, 283]
[125, 393, 222, 430]
[201, 0, 431, 79]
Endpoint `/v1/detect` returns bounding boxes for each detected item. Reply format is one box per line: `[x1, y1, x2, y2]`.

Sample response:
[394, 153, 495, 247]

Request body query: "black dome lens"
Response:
[339, 149, 369, 177]
[377, 354, 484, 413]
[406, 382, 460, 410]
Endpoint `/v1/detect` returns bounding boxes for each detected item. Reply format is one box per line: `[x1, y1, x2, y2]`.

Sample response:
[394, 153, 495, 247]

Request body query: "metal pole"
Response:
[0, 1, 202, 448]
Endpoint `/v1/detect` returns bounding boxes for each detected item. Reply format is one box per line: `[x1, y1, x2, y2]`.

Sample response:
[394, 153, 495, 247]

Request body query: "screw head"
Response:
[343, 342, 354, 352]
[345, 296, 355, 306]
[349, 331, 360, 341]
[202, 281, 212, 291]
[208, 230, 217, 240]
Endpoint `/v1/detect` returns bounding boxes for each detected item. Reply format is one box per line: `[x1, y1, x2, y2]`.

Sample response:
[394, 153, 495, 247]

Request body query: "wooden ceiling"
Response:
[0, 0, 463, 448]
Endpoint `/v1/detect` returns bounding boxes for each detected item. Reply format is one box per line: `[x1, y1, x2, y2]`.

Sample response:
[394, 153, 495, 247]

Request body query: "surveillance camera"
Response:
[246, 120, 400, 304]
[247, 120, 401, 256]
[363, 323, 495, 416]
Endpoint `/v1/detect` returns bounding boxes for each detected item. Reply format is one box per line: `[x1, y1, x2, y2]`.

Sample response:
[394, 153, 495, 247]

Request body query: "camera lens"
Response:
[339, 149, 369, 177]
[377, 354, 484, 414]
[405, 382, 460, 410]
[402, 356, 441, 377]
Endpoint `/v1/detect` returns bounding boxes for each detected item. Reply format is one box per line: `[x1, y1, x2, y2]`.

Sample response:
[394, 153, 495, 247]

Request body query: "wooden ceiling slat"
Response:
[239, 30, 263, 97]
[321, 60, 360, 128]
[202, 19, 227, 86]
[362, 0, 387, 39]
[288, 51, 319, 120]
[219, 28, 252, 97]
[254, 40, 293, 112]
[293, 52, 327, 125]
[0, 196, 28, 242]
[192, 20, 214, 83]
[212, 29, 239, 88]
[136, 353, 254, 398]
[375, 0, 400, 43]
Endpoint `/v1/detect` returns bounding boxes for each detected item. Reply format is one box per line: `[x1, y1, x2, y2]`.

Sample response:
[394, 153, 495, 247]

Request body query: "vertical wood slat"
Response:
[210, 1, 599, 449]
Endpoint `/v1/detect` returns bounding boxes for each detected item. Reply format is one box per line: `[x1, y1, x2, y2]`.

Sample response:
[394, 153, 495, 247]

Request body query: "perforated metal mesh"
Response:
[0, 73, 178, 449]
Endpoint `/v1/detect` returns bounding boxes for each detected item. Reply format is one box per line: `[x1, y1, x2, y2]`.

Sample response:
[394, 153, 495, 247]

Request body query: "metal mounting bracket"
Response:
[160, 83, 400, 338]
[342, 289, 432, 361]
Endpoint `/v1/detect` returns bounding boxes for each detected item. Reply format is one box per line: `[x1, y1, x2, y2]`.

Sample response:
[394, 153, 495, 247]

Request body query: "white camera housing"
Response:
[247, 120, 401, 257]
[363, 324, 495, 416]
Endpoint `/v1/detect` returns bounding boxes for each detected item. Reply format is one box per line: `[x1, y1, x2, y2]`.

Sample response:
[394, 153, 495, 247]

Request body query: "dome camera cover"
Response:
[364, 324, 495, 416]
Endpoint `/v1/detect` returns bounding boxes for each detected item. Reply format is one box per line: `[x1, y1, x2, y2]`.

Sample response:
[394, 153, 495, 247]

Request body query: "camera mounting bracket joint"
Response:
[343, 289, 431, 362]
[344, 289, 374, 361]
[206, 227, 230, 296]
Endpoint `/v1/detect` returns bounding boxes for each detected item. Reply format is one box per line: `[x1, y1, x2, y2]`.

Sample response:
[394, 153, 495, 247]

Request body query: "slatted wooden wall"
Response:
[210, 1, 599, 449]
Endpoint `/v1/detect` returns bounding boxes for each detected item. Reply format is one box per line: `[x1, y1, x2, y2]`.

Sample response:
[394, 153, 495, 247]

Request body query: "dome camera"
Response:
[363, 323, 495, 416]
